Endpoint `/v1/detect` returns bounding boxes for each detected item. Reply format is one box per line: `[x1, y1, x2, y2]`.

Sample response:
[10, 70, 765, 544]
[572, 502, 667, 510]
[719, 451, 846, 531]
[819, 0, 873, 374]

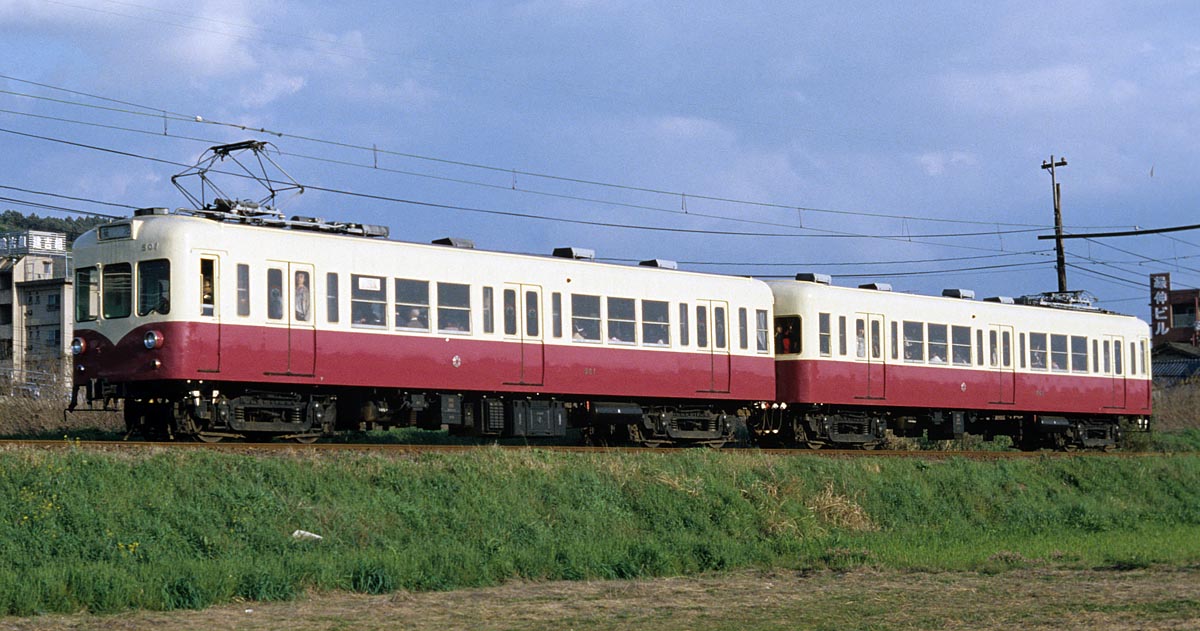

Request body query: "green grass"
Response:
[1, 448, 1199, 614]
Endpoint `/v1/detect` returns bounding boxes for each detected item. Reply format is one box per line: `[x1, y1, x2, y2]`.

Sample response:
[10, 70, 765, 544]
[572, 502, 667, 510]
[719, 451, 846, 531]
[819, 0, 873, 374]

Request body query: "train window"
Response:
[526, 290, 539, 337]
[552, 293, 563, 338]
[483, 287, 494, 334]
[326, 273, 339, 323]
[870, 320, 881, 359]
[608, 297, 636, 344]
[927, 324, 948, 364]
[1019, 333, 1026, 369]
[1114, 342, 1123, 375]
[976, 329, 984, 366]
[819, 313, 832, 356]
[642, 300, 670, 346]
[437, 282, 471, 333]
[756, 310, 770, 352]
[237, 264, 250, 317]
[1050, 334, 1068, 372]
[267, 268, 284, 320]
[891, 321, 898, 360]
[951, 325, 971, 365]
[1093, 339, 1100, 373]
[75, 267, 99, 322]
[1130, 342, 1137, 375]
[396, 279, 430, 330]
[102, 263, 132, 319]
[504, 289, 517, 335]
[571, 294, 600, 341]
[775, 316, 801, 354]
[1002, 331, 1012, 367]
[855, 318, 866, 358]
[902, 321, 924, 362]
[137, 259, 170, 316]
[294, 271, 312, 322]
[697, 305, 709, 348]
[350, 274, 386, 328]
[1103, 341, 1111, 373]
[738, 308, 749, 350]
[1029, 333, 1047, 370]
[1141, 340, 1148, 375]
[200, 259, 216, 317]
[1071, 336, 1088, 373]
[679, 303, 690, 346]
[838, 316, 847, 356]
[714, 307, 727, 349]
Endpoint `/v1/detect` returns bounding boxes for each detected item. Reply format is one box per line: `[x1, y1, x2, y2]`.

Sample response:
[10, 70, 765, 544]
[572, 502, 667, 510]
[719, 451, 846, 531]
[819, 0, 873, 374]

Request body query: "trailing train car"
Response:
[69, 204, 776, 444]
[752, 276, 1152, 450]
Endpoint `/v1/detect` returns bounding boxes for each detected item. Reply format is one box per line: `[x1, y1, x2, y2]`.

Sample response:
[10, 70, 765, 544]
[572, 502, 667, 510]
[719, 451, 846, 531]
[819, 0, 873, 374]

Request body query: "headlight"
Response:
[71, 337, 86, 355]
[143, 330, 164, 350]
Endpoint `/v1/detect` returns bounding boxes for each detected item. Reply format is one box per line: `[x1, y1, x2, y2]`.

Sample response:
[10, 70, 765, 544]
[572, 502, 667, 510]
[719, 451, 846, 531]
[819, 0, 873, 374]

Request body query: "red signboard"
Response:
[1151, 272, 1170, 337]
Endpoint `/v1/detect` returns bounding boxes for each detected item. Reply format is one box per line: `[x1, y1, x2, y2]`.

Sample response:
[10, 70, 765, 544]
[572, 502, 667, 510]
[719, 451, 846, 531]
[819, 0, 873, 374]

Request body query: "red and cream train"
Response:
[69, 203, 1151, 449]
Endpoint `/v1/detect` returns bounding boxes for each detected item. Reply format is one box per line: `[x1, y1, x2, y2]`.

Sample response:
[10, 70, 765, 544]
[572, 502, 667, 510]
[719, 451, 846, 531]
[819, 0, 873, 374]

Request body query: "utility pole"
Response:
[1041, 155, 1068, 292]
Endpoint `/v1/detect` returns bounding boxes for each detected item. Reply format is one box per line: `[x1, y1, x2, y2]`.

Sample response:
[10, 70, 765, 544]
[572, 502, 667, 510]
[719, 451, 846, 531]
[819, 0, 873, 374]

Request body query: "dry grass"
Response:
[0, 388, 122, 437]
[1153, 379, 1200, 432]
[7, 566, 1199, 631]
[806, 481, 878, 532]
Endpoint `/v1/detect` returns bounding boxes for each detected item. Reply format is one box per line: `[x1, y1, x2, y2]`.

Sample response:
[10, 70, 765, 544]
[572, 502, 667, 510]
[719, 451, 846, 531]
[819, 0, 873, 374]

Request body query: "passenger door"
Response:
[696, 300, 731, 393]
[288, 264, 316, 376]
[503, 284, 544, 386]
[990, 325, 1015, 404]
[854, 313, 886, 400]
[196, 253, 221, 373]
[1106, 335, 1127, 408]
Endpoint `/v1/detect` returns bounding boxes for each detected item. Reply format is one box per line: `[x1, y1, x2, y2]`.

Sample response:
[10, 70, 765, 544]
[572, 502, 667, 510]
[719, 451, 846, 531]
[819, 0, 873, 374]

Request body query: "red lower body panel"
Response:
[74, 322, 775, 402]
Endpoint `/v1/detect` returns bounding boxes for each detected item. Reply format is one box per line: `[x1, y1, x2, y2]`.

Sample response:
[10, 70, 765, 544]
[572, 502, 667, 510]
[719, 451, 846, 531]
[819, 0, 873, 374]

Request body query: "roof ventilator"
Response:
[553, 247, 596, 260]
[432, 237, 476, 249]
[638, 259, 678, 270]
[858, 282, 892, 291]
[795, 273, 832, 284]
[942, 288, 976, 299]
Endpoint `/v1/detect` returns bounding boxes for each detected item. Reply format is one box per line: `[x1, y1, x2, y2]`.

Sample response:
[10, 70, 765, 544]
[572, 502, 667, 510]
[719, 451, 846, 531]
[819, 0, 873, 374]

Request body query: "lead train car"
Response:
[70, 207, 776, 443]
[754, 279, 1152, 450]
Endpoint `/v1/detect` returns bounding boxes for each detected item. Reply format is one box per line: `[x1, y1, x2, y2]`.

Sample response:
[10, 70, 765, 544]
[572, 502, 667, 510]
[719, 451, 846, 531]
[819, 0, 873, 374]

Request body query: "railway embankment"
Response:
[1, 445, 1199, 614]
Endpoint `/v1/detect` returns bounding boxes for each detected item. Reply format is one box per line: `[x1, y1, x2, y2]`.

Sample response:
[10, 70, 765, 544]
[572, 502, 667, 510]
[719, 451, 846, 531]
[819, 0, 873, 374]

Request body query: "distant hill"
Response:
[0, 210, 111, 243]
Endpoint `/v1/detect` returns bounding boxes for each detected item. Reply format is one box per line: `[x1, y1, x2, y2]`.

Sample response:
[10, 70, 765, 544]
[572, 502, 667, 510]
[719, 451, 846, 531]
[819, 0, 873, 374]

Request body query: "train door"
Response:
[288, 264, 316, 376]
[990, 324, 1015, 404]
[1105, 335, 1127, 408]
[854, 313, 886, 400]
[696, 300, 731, 393]
[197, 254, 221, 373]
[503, 284, 544, 386]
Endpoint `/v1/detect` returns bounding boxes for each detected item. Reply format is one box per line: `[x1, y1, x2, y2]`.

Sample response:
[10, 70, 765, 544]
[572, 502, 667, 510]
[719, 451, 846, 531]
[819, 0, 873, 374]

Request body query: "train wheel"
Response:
[195, 432, 224, 444]
[290, 434, 320, 444]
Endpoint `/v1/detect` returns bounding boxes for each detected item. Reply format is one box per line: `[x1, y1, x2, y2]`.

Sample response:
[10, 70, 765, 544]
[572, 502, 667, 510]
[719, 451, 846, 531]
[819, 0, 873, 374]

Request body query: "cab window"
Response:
[102, 263, 132, 319]
[137, 259, 170, 316]
[775, 316, 801, 354]
[75, 267, 99, 322]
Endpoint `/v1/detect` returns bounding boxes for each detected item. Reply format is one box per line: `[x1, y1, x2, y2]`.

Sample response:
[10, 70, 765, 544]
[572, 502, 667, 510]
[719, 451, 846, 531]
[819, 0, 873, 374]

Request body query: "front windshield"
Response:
[137, 259, 170, 315]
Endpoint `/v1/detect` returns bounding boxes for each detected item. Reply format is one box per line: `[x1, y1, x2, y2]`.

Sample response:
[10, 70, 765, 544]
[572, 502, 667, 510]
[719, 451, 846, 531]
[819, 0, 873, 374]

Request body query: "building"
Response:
[0, 230, 73, 394]
[1150, 272, 1199, 346]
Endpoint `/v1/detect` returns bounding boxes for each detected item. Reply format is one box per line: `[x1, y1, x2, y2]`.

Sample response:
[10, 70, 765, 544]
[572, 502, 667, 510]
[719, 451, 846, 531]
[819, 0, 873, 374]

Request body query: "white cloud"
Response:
[917, 151, 977, 176]
[942, 64, 1093, 112]
[239, 73, 305, 109]
[653, 115, 730, 141]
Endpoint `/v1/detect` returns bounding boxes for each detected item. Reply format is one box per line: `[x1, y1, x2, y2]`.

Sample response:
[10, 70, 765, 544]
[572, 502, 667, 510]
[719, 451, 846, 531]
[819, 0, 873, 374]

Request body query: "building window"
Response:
[1172, 303, 1196, 328]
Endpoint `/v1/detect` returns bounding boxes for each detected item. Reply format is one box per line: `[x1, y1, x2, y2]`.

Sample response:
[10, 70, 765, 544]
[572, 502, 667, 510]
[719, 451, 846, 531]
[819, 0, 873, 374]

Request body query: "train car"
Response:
[752, 276, 1152, 450]
[69, 203, 776, 444]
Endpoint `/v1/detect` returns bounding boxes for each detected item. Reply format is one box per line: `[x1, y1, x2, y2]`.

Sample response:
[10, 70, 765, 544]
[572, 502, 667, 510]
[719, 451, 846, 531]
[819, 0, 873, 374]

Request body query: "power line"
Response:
[0, 72, 1136, 232]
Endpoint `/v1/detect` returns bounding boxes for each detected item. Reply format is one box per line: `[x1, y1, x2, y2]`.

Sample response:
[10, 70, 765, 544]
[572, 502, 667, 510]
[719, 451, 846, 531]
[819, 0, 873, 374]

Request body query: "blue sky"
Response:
[3, 0, 1199, 317]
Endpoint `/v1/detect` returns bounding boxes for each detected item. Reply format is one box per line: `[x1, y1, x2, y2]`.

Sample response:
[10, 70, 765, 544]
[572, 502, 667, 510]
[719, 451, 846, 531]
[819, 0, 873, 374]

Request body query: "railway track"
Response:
[0, 439, 1157, 459]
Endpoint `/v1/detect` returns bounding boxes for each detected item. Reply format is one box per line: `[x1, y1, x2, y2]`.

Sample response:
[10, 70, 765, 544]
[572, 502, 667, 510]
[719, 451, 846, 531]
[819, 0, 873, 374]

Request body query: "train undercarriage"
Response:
[79, 379, 743, 447]
[75, 380, 1144, 451]
[747, 403, 1140, 451]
